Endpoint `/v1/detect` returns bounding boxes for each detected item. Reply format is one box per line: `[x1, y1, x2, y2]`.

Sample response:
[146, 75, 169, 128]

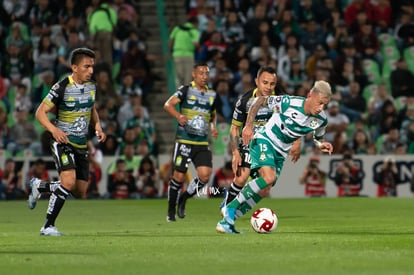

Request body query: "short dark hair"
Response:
[257, 66, 277, 78]
[193, 61, 209, 70]
[70, 48, 95, 66]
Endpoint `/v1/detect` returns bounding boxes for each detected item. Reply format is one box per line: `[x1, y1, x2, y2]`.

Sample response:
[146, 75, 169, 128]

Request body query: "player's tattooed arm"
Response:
[242, 96, 268, 145]
[229, 124, 240, 153]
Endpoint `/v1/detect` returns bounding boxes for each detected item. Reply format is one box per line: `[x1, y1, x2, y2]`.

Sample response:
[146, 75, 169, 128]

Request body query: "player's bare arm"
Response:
[164, 95, 188, 126]
[289, 139, 302, 163]
[314, 138, 333, 155]
[91, 104, 106, 143]
[35, 102, 68, 144]
[210, 111, 218, 139]
[230, 124, 242, 175]
[242, 96, 268, 145]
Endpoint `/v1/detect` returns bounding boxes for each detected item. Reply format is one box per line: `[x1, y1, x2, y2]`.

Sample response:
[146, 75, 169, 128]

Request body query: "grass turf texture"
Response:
[1, 198, 413, 275]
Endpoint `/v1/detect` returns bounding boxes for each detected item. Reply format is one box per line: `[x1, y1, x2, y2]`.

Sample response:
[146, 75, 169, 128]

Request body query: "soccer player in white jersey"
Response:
[216, 80, 334, 233]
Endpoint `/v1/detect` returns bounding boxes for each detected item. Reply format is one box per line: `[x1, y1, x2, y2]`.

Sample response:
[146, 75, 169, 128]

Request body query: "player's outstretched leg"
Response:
[177, 177, 206, 218]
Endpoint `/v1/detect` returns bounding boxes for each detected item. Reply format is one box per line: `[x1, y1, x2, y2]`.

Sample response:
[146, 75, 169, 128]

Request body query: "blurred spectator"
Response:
[353, 21, 381, 63]
[249, 34, 277, 64]
[113, 5, 138, 59]
[120, 39, 154, 100]
[379, 127, 401, 154]
[87, 0, 117, 68]
[324, 100, 350, 154]
[0, 158, 25, 200]
[169, 16, 200, 87]
[374, 155, 399, 197]
[234, 71, 254, 97]
[14, 83, 32, 114]
[56, 29, 84, 77]
[344, 0, 379, 27]
[333, 42, 365, 87]
[0, 107, 9, 150]
[285, 57, 307, 94]
[390, 57, 414, 98]
[27, 158, 51, 184]
[30, 0, 59, 27]
[340, 81, 366, 122]
[7, 107, 42, 156]
[57, 0, 83, 26]
[32, 70, 55, 113]
[209, 161, 233, 198]
[305, 44, 327, 79]
[221, 9, 244, 48]
[116, 71, 143, 107]
[100, 133, 120, 156]
[125, 104, 156, 153]
[299, 156, 326, 197]
[375, 0, 393, 33]
[215, 79, 235, 124]
[32, 33, 58, 74]
[108, 143, 142, 174]
[87, 140, 102, 199]
[277, 33, 306, 69]
[349, 128, 371, 154]
[1, 42, 32, 93]
[334, 152, 364, 197]
[5, 21, 31, 55]
[200, 30, 227, 62]
[95, 69, 118, 105]
[300, 18, 326, 56]
[106, 158, 137, 199]
[1, 0, 30, 24]
[136, 156, 159, 198]
[376, 99, 399, 137]
[325, 19, 350, 60]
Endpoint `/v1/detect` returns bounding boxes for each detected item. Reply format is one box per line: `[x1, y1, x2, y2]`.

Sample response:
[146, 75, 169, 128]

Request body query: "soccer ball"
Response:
[250, 208, 278, 233]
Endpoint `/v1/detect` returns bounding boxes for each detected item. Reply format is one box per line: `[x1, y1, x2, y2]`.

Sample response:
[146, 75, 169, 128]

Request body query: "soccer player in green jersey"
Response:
[216, 80, 334, 233]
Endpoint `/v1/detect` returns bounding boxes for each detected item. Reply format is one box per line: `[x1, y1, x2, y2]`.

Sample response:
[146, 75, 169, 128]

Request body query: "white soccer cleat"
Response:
[40, 226, 63, 236]
[28, 178, 42, 210]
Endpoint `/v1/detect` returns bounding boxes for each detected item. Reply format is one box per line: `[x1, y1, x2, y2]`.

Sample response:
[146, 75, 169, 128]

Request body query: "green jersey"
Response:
[255, 95, 328, 158]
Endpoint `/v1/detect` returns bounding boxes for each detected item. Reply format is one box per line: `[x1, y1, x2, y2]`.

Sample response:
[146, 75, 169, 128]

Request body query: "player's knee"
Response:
[262, 174, 277, 186]
[198, 174, 211, 183]
[259, 186, 271, 197]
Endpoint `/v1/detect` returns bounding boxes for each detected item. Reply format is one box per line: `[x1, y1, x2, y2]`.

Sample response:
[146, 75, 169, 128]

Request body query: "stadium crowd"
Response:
[1, 0, 414, 199]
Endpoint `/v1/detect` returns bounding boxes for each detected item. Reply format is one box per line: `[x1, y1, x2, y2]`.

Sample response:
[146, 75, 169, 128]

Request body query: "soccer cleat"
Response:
[40, 226, 63, 236]
[166, 214, 176, 222]
[223, 206, 236, 225]
[177, 195, 187, 219]
[216, 220, 240, 234]
[28, 178, 42, 210]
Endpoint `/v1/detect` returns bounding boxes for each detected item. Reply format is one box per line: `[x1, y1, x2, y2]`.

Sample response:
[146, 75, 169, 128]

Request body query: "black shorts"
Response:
[238, 143, 252, 169]
[172, 142, 212, 173]
[50, 141, 89, 181]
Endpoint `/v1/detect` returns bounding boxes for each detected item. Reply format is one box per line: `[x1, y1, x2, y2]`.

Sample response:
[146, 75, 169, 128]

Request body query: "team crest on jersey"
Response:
[209, 96, 214, 105]
[309, 118, 318, 128]
[90, 90, 95, 101]
[187, 95, 196, 105]
[259, 152, 266, 161]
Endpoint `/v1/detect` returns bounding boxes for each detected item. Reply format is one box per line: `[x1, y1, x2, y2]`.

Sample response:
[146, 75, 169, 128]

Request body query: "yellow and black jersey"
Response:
[43, 75, 96, 149]
[231, 88, 276, 135]
[173, 81, 217, 145]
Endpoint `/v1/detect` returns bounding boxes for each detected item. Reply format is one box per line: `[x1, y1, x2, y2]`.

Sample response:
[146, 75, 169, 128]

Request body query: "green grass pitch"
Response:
[1, 198, 414, 275]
